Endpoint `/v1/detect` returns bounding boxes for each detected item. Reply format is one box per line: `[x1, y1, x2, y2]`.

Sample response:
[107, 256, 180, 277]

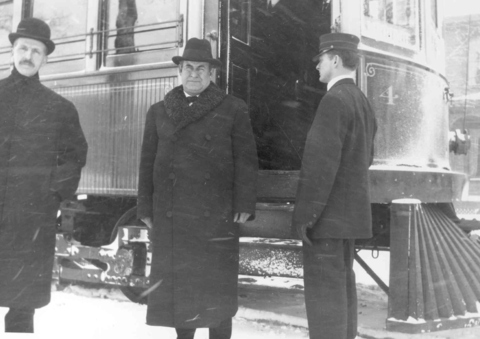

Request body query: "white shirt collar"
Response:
[327, 74, 355, 91]
[184, 91, 199, 105]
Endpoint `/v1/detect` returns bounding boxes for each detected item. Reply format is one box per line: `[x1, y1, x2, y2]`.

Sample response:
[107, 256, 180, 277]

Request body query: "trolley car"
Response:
[0, 0, 477, 333]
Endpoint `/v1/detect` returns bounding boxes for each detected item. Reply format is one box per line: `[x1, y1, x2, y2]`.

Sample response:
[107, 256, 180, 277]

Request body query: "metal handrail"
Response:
[0, 16, 184, 65]
[44, 19, 181, 43]
[95, 19, 181, 37]
[47, 39, 179, 63]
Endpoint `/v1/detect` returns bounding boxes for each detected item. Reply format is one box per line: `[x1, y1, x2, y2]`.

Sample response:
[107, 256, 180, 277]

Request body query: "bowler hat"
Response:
[312, 33, 359, 62]
[9, 17, 55, 55]
[172, 38, 221, 67]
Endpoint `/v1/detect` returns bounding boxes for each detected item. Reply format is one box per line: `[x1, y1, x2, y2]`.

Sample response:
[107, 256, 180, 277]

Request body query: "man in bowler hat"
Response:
[0, 18, 87, 332]
[137, 38, 258, 339]
[292, 33, 377, 339]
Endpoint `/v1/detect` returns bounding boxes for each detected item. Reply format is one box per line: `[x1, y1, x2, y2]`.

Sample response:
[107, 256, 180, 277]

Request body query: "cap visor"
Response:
[312, 48, 332, 62]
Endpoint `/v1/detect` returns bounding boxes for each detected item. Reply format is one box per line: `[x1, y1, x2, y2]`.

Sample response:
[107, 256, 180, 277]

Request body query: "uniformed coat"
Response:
[0, 68, 88, 309]
[137, 82, 258, 328]
[292, 78, 377, 239]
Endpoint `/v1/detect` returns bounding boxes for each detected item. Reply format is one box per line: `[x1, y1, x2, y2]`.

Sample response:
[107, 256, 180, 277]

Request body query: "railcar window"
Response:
[231, 0, 250, 44]
[364, 0, 415, 27]
[365, 56, 449, 168]
[429, 0, 438, 28]
[0, 0, 13, 77]
[32, 0, 88, 74]
[362, 0, 419, 50]
[104, 0, 180, 67]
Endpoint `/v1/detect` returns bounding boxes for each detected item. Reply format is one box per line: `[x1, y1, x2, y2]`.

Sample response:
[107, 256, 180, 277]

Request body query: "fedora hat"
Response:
[312, 33, 359, 62]
[172, 38, 221, 67]
[9, 17, 55, 55]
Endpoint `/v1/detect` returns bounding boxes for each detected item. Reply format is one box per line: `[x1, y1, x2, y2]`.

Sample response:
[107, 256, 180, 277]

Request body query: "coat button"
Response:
[204, 211, 210, 217]
[205, 134, 211, 141]
[166, 211, 173, 218]
[169, 173, 175, 180]
[204, 173, 210, 180]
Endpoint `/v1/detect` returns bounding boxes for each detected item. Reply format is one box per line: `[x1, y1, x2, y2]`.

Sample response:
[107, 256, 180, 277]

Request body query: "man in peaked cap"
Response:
[137, 38, 258, 338]
[292, 33, 377, 339]
[0, 17, 87, 332]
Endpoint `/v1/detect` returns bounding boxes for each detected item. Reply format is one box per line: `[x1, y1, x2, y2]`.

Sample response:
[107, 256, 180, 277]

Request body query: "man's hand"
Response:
[234, 213, 250, 224]
[297, 223, 313, 246]
[141, 217, 153, 229]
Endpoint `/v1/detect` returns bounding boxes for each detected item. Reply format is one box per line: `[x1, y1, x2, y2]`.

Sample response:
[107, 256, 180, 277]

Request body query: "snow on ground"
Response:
[355, 249, 390, 285]
[0, 283, 309, 339]
[2, 249, 480, 339]
[0, 251, 393, 339]
[0, 245, 392, 339]
[1, 279, 480, 339]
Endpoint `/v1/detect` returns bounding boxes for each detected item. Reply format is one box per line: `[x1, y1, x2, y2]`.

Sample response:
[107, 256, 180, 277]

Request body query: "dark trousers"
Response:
[175, 317, 232, 339]
[5, 307, 35, 333]
[303, 239, 356, 339]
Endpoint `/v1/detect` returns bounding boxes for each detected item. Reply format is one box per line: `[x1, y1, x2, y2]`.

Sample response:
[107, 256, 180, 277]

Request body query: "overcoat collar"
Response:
[9, 67, 40, 85]
[329, 78, 355, 90]
[6, 67, 42, 110]
[164, 82, 226, 133]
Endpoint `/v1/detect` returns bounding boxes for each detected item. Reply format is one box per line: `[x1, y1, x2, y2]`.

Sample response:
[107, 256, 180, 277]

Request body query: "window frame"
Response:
[100, 0, 183, 69]
[361, 0, 421, 51]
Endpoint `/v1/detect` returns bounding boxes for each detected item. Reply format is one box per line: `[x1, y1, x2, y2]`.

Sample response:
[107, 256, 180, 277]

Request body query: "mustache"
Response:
[19, 60, 34, 67]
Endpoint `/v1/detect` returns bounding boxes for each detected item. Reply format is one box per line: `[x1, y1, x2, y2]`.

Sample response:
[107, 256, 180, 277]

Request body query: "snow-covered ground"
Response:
[355, 249, 390, 285]
[1, 250, 480, 339]
[1, 276, 480, 339]
[0, 283, 310, 339]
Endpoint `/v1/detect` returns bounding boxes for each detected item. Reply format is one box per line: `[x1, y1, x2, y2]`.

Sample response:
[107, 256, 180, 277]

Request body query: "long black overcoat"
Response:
[0, 69, 88, 309]
[293, 78, 377, 239]
[137, 83, 258, 328]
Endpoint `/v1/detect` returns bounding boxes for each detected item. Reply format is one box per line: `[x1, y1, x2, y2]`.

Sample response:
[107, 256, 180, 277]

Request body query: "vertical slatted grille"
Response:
[55, 77, 177, 195]
[388, 202, 480, 332]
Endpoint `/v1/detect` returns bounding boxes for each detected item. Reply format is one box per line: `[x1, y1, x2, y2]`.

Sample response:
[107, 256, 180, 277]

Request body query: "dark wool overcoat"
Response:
[137, 83, 258, 328]
[0, 68, 88, 309]
[293, 78, 377, 239]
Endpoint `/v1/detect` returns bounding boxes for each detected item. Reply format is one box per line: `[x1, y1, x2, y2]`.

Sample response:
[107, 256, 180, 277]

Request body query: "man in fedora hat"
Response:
[0, 17, 87, 332]
[292, 33, 377, 339]
[137, 37, 258, 339]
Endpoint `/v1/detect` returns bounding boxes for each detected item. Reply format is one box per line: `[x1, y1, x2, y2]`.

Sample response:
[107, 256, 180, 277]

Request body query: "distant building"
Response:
[445, 14, 480, 197]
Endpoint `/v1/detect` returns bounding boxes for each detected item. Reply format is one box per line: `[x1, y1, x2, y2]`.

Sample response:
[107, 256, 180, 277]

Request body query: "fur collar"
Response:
[164, 82, 227, 133]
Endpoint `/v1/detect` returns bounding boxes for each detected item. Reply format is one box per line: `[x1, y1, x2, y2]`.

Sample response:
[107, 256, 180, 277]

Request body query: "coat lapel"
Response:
[164, 82, 227, 133]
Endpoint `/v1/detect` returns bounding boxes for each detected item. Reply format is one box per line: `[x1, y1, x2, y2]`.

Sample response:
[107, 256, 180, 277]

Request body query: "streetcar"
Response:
[0, 0, 476, 332]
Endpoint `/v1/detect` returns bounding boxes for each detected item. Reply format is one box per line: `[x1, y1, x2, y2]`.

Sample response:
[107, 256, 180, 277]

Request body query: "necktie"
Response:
[186, 96, 198, 104]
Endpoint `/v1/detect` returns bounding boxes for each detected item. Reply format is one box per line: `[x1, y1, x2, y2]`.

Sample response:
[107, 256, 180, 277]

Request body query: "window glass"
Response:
[0, 1, 13, 71]
[362, 0, 419, 50]
[231, 0, 250, 44]
[33, 0, 88, 63]
[107, 0, 179, 55]
[365, 55, 449, 169]
[430, 0, 437, 27]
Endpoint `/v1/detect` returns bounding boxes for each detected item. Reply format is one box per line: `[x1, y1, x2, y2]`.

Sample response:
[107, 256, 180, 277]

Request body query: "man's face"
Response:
[316, 53, 335, 84]
[180, 61, 212, 95]
[12, 38, 48, 77]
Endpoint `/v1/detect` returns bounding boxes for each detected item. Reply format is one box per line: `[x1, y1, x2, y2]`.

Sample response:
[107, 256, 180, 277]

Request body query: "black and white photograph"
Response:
[1, 1, 480, 339]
